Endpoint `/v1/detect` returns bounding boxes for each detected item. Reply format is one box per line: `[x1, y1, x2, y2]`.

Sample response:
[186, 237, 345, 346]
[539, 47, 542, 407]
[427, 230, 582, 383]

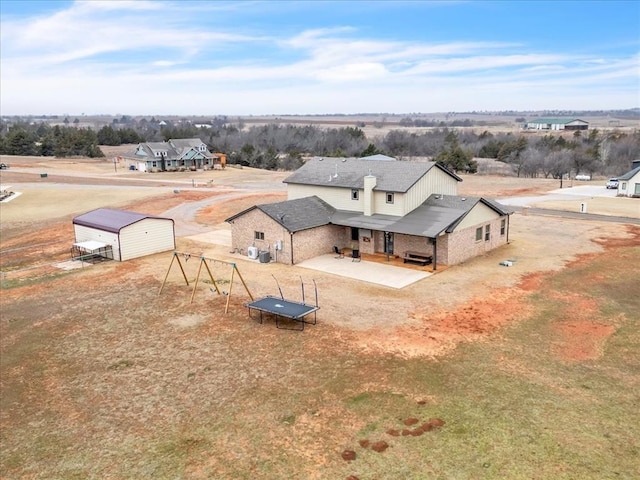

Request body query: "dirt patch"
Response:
[551, 321, 616, 363]
[196, 192, 286, 224]
[353, 285, 535, 358]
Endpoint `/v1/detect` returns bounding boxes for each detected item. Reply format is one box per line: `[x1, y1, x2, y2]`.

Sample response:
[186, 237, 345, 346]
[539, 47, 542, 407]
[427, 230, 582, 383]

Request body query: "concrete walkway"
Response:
[296, 254, 431, 289]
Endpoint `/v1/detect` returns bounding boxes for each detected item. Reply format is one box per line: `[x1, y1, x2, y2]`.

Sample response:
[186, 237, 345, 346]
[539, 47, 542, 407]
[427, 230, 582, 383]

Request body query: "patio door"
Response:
[384, 232, 394, 254]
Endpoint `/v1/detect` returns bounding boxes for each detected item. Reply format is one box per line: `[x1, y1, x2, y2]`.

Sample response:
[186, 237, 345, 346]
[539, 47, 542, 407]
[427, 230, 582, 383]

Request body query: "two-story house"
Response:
[130, 138, 216, 172]
[226, 157, 512, 269]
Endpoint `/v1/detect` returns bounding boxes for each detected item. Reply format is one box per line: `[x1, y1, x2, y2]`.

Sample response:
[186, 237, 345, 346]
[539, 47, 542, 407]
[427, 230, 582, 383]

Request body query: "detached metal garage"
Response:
[73, 208, 175, 261]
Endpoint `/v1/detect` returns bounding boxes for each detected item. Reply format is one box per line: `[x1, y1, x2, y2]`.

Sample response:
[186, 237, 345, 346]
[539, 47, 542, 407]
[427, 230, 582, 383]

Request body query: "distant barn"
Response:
[72, 208, 175, 261]
[525, 118, 589, 131]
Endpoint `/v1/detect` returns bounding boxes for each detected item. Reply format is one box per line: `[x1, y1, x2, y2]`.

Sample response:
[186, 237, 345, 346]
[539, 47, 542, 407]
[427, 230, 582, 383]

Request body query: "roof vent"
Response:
[461, 197, 467, 201]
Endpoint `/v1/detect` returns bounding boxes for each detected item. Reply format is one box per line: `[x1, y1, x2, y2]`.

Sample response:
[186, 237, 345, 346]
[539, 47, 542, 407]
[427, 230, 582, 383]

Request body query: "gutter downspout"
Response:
[433, 236, 437, 271]
[290, 232, 294, 265]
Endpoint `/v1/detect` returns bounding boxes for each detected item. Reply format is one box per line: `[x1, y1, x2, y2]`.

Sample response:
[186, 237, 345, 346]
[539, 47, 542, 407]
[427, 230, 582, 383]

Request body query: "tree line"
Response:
[1, 118, 638, 177]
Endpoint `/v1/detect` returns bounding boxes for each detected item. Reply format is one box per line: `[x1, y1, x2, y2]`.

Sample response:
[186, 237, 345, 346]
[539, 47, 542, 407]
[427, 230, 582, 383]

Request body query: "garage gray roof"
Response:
[73, 208, 172, 233]
[226, 196, 336, 233]
[283, 158, 461, 192]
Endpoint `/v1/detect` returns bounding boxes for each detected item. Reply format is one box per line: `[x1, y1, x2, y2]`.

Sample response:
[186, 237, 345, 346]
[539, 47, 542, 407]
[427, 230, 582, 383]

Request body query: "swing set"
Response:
[158, 251, 253, 313]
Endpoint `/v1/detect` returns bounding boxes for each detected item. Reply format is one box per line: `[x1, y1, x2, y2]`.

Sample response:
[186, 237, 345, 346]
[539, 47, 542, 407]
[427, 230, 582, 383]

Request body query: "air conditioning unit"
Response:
[247, 246, 259, 259]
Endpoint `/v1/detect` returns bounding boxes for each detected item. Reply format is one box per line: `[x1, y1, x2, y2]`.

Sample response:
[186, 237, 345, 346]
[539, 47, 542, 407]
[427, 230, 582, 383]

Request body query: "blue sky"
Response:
[1, 0, 638, 116]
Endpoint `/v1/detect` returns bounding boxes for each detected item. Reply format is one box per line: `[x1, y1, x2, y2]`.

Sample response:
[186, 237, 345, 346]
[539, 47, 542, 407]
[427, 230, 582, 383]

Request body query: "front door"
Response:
[384, 232, 394, 254]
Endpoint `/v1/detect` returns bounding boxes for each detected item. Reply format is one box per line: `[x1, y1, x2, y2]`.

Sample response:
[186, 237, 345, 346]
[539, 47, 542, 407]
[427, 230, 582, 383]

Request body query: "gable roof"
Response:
[527, 118, 588, 125]
[226, 196, 336, 233]
[133, 138, 213, 160]
[422, 194, 512, 233]
[169, 138, 205, 149]
[73, 208, 172, 233]
[227, 194, 510, 238]
[283, 158, 461, 192]
[358, 154, 396, 161]
[329, 194, 509, 237]
[618, 165, 640, 181]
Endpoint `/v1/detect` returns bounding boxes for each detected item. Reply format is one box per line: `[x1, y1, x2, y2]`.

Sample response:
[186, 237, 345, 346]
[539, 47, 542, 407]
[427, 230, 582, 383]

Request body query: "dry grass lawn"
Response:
[1, 155, 639, 479]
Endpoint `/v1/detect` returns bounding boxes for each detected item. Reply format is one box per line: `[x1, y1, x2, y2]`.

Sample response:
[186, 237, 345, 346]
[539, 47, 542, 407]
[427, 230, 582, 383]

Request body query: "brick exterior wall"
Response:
[228, 209, 345, 265]
[394, 234, 434, 258]
[229, 208, 510, 267]
[442, 216, 508, 265]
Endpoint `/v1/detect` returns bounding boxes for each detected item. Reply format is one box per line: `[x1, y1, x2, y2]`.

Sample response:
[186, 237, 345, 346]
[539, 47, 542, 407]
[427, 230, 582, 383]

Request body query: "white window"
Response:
[476, 227, 482, 242]
[351, 189, 359, 200]
[255, 231, 265, 240]
[485, 224, 490, 241]
[386, 192, 394, 204]
[500, 219, 506, 236]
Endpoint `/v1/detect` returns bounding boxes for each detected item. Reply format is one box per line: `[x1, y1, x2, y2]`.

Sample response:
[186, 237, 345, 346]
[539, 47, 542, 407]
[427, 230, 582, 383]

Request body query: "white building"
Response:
[525, 118, 589, 131]
[73, 208, 175, 261]
[617, 166, 640, 198]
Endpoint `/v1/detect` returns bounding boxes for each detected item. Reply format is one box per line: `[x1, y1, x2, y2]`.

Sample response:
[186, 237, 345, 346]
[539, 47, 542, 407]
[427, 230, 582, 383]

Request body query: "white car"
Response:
[606, 178, 619, 189]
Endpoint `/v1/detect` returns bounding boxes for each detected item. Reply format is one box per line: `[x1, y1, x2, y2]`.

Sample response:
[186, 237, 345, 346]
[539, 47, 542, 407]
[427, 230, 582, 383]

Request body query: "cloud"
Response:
[0, 0, 637, 114]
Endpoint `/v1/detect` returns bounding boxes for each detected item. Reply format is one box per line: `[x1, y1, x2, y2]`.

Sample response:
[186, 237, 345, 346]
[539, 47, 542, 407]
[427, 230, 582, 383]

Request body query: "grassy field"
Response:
[1, 227, 638, 479]
[1, 158, 639, 479]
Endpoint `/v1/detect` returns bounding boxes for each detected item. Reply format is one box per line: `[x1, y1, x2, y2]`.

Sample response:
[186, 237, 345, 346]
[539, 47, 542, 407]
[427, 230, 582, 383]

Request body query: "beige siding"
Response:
[287, 184, 405, 216]
[119, 219, 175, 261]
[287, 184, 362, 211]
[453, 203, 500, 231]
[405, 168, 459, 214]
[372, 191, 405, 216]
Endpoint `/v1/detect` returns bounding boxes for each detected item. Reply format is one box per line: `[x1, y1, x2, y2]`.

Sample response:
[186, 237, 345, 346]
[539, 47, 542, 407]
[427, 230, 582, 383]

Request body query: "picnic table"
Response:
[403, 251, 433, 266]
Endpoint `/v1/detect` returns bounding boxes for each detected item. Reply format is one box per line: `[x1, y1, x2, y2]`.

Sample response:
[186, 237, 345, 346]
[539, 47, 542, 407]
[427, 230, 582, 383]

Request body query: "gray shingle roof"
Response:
[73, 208, 172, 233]
[618, 165, 640, 181]
[227, 194, 510, 238]
[132, 138, 212, 160]
[226, 196, 336, 233]
[283, 158, 461, 192]
[526, 118, 588, 124]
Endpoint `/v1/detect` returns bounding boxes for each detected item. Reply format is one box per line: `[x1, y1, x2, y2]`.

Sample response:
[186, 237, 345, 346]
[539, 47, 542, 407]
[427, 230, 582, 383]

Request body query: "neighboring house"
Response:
[616, 166, 640, 198]
[73, 208, 175, 261]
[129, 138, 219, 172]
[525, 118, 589, 131]
[226, 157, 512, 269]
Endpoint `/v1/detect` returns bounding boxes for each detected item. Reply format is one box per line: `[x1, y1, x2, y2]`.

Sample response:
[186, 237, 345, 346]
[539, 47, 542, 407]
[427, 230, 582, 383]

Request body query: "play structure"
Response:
[159, 252, 319, 329]
[159, 251, 253, 313]
[245, 275, 319, 331]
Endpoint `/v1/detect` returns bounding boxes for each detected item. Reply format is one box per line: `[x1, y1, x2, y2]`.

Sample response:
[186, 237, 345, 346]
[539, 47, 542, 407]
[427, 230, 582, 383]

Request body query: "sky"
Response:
[1, 0, 639, 116]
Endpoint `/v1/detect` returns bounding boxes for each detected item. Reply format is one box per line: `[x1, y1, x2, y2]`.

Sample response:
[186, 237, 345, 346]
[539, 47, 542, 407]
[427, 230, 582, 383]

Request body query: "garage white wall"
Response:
[74, 225, 121, 260]
[119, 219, 175, 261]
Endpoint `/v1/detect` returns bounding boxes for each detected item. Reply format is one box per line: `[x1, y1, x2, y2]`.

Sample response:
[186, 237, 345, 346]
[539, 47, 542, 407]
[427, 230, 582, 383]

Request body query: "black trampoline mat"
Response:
[246, 296, 319, 320]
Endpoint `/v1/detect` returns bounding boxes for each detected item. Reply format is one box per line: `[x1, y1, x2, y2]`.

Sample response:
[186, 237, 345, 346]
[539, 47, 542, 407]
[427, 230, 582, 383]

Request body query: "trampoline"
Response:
[245, 277, 319, 331]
